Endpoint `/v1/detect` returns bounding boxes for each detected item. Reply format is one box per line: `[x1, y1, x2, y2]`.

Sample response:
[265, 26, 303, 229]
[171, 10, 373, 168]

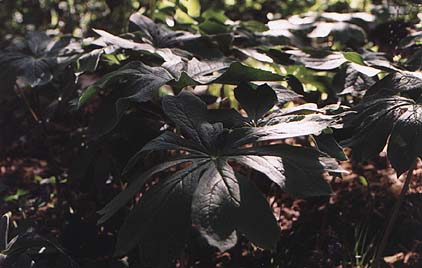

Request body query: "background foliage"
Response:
[1, 0, 422, 268]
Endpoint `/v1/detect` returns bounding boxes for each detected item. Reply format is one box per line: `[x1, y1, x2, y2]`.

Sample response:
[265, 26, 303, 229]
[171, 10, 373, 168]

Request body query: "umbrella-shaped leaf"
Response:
[343, 71, 422, 175]
[99, 91, 340, 262]
[388, 106, 422, 175]
[0, 32, 82, 88]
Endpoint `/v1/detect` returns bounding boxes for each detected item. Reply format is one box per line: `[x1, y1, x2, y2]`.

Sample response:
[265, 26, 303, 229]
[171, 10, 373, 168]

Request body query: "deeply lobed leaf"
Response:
[99, 90, 342, 263]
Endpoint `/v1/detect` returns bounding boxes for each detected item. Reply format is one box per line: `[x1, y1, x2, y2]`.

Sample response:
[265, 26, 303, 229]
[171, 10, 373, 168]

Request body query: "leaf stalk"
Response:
[374, 157, 419, 268]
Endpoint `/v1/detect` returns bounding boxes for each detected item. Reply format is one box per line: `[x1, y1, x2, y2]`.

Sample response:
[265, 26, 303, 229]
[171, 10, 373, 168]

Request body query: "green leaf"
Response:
[180, 0, 201, 17]
[170, 59, 286, 89]
[202, 9, 228, 23]
[342, 52, 364, 65]
[198, 20, 228, 34]
[214, 62, 285, 84]
[4, 189, 29, 202]
[175, 8, 198, 24]
[241, 20, 269, 32]
[78, 85, 97, 108]
[359, 176, 368, 187]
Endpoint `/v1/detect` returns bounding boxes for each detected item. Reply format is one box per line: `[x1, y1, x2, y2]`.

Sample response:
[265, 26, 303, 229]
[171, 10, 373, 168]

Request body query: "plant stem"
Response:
[15, 84, 40, 123]
[149, 0, 157, 18]
[374, 157, 419, 268]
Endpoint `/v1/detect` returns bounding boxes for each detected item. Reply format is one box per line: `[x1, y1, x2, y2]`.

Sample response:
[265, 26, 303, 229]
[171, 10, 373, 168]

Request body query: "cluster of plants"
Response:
[1, 0, 422, 267]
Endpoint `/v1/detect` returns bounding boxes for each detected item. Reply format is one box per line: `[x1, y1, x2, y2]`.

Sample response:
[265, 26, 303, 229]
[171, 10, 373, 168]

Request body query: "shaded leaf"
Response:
[192, 161, 240, 251]
[236, 174, 280, 249]
[388, 105, 422, 175]
[99, 91, 339, 260]
[315, 133, 348, 161]
[115, 162, 207, 256]
[80, 61, 174, 136]
[129, 13, 199, 48]
[335, 63, 378, 96]
[365, 72, 422, 98]
[162, 91, 213, 148]
[80, 59, 285, 136]
[98, 157, 197, 224]
[76, 48, 105, 73]
[342, 72, 422, 174]
[0, 32, 82, 88]
[0, 214, 9, 251]
[342, 96, 408, 162]
[234, 83, 277, 122]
